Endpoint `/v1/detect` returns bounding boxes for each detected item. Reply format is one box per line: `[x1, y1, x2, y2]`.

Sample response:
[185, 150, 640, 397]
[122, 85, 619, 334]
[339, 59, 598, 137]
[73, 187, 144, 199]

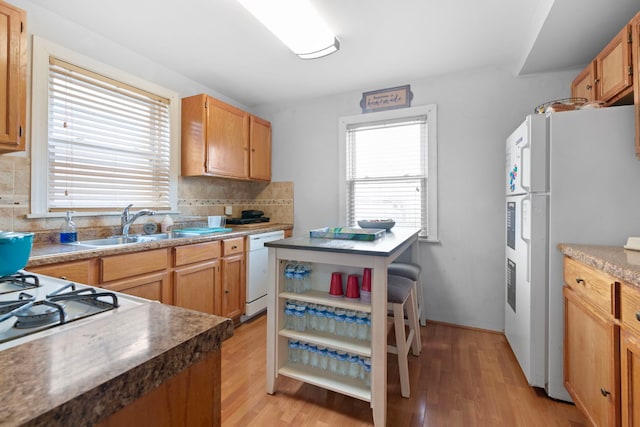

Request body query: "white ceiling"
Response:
[26, 0, 640, 107]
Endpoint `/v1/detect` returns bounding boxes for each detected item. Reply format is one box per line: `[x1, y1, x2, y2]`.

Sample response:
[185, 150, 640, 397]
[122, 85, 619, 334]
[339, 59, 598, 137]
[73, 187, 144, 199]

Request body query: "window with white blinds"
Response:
[346, 116, 428, 234]
[46, 56, 171, 210]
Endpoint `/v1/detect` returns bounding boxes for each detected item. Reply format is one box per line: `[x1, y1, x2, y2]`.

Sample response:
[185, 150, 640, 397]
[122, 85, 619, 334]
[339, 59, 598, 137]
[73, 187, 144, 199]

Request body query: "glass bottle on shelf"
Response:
[284, 262, 297, 293]
[284, 301, 296, 330]
[316, 305, 327, 332]
[335, 308, 347, 336]
[326, 307, 336, 334]
[348, 354, 360, 379]
[308, 344, 319, 368]
[356, 312, 369, 341]
[336, 351, 349, 376]
[345, 310, 357, 338]
[307, 303, 318, 331]
[288, 340, 300, 364]
[299, 342, 310, 366]
[294, 303, 307, 331]
[317, 346, 328, 370]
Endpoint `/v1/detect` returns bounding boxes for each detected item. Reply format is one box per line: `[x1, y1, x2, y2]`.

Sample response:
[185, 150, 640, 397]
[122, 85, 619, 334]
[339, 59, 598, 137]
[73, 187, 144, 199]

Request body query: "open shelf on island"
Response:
[279, 290, 371, 313]
[279, 328, 372, 357]
[278, 363, 371, 402]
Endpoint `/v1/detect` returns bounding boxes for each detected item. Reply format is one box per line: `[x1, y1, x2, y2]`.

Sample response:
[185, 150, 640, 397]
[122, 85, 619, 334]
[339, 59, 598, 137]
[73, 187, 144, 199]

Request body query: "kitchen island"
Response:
[0, 299, 233, 426]
[264, 228, 420, 426]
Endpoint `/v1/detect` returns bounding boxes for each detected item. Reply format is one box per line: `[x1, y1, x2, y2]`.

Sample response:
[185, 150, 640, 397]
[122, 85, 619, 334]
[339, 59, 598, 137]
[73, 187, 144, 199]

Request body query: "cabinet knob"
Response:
[232, 245, 238, 249]
[600, 388, 611, 397]
[576, 278, 585, 285]
[635, 311, 640, 322]
[225, 289, 230, 294]
[586, 84, 592, 90]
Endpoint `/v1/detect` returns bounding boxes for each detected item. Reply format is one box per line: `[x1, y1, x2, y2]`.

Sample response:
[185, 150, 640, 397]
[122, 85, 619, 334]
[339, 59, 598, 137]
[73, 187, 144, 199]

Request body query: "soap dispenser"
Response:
[60, 211, 77, 243]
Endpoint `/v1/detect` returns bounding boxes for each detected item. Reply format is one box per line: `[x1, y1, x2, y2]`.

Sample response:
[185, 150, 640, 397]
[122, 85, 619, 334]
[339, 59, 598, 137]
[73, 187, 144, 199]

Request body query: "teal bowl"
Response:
[0, 231, 34, 277]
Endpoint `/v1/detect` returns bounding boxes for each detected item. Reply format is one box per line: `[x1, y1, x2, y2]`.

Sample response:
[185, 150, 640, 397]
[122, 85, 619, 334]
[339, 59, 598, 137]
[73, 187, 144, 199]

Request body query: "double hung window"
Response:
[339, 105, 437, 239]
[30, 36, 178, 216]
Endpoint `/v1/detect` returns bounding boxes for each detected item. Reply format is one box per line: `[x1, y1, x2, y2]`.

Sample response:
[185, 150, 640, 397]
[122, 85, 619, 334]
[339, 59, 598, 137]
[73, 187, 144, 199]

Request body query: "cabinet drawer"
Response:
[28, 259, 96, 285]
[101, 249, 168, 282]
[174, 241, 221, 266]
[563, 256, 615, 315]
[223, 237, 244, 256]
[621, 283, 640, 335]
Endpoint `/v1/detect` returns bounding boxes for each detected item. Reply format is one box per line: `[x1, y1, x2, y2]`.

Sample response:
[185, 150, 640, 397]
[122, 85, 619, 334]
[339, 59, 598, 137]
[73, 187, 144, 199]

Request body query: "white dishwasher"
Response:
[244, 230, 284, 320]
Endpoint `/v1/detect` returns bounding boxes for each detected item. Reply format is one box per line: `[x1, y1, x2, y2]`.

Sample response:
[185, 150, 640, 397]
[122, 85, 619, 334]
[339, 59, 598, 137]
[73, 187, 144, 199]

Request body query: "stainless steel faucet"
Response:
[121, 204, 156, 236]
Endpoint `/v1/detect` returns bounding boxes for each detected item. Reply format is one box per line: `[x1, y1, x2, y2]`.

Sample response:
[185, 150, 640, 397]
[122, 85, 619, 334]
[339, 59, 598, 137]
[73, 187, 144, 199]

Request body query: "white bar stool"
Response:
[387, 274, 421, 398]
[388, 262, 425, 326]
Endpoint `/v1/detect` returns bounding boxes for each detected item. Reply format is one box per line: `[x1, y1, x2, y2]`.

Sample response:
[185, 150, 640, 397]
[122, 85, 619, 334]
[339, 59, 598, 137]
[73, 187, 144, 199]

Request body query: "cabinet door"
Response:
[572, 62, 597, 102]
[206, 97, 249, 179]
[0, 1, 26, 152]
[621, 331, 640, 427]
[596, 25, 632, 103]
[28, 259, 98, 285]
[564, 286, 620, 427]
[632, 12, 640, 158]
[174, 260, 221, 315]
[221, 253, 245, 320]
[101, 272, 170, 303]
[249, 115, 271, 181]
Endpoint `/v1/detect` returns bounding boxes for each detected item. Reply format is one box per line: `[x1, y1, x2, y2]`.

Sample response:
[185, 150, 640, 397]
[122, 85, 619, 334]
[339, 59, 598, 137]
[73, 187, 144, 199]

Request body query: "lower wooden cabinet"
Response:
[96, 350, 221, 427]
[173, 260, 221, 315]
[28, 259, 97, 285]
[221, 237, 245, 320]
[101, 272, 169, 303]
[621, 330, 640, 427]
[563, 285, 620, 427]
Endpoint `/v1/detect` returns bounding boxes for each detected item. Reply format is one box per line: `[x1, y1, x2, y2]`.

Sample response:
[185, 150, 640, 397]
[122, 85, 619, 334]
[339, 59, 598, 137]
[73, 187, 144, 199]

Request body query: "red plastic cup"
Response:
[345, 274, 360, 299]
[329, 272, 344, 297]
[362, 268, 372, 292]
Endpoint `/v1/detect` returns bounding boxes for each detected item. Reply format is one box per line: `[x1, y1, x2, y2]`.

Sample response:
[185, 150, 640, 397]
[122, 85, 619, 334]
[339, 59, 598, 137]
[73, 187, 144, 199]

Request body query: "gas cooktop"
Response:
[0, 271, 147, 351]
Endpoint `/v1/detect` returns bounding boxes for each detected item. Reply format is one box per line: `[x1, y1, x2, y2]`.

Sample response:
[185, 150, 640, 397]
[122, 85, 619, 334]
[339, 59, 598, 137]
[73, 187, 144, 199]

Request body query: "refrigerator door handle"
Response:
[521, 197, 531, 281]
[521, 147, 531, 191]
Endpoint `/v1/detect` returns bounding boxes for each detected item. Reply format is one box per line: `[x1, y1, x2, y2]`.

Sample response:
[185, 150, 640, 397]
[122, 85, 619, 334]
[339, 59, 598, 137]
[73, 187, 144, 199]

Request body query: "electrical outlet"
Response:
[225, 205, 233, 215]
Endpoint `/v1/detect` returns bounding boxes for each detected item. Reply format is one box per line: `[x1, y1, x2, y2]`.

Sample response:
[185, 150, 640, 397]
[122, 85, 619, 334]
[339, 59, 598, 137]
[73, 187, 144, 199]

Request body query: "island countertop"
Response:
[264, 227, 420, 256]
[558, 243, 640, 288]
[0, 301, 233, 427]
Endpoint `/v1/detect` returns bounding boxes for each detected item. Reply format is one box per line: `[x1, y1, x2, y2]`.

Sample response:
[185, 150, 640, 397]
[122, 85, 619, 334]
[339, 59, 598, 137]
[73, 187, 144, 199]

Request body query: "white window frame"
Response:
[338, 104, 438, 241]
[29, 35, 180, 218]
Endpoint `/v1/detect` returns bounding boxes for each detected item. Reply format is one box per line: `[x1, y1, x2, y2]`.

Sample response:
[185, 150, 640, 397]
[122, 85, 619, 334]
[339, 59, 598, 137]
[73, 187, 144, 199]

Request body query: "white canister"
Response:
[160, 215, 174, 232]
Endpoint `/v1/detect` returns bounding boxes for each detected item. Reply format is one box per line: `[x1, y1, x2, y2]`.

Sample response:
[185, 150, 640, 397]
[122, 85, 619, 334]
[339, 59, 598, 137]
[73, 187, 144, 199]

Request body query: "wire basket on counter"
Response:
[534, 98, 588, 114]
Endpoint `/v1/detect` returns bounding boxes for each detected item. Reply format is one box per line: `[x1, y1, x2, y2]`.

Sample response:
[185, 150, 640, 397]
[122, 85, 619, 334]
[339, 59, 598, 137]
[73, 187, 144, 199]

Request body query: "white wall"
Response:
[255, 67, 579, 331]
[12, 0, 249, 110]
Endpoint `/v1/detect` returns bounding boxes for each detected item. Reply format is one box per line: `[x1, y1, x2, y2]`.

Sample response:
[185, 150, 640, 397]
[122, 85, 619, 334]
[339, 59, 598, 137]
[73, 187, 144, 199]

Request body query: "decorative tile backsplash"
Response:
[0, 155, 293, 238]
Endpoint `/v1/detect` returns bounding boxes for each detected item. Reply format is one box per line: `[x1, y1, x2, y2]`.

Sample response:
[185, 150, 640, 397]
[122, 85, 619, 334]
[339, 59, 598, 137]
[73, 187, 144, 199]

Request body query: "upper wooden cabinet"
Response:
[0, 0, 26, 153]
[181, 93, 271, 181]
[572, 62, 597, 102]
[571, 25, 633, 105]
[632, 12, 640, 157]
[249, 115, 272, 181]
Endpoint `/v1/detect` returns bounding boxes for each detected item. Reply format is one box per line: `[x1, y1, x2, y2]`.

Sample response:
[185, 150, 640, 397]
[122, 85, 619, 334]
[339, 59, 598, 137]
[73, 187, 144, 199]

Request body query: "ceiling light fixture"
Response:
[236, 0, 340, 59]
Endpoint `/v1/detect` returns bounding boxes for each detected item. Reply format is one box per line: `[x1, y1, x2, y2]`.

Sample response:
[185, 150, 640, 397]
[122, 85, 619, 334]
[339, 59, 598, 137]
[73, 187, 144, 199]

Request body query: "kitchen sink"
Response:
[69, 232, 201, 248]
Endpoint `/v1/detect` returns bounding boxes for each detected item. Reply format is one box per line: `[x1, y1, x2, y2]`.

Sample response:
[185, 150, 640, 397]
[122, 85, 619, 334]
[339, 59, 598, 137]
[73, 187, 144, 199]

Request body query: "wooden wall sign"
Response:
[360, 84, 413, 113]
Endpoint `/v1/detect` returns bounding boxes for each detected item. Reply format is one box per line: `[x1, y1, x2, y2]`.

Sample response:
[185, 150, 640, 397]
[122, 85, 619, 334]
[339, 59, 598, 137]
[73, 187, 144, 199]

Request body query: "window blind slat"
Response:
[47, 55, 171, 210]
[346, 117, 428, 234]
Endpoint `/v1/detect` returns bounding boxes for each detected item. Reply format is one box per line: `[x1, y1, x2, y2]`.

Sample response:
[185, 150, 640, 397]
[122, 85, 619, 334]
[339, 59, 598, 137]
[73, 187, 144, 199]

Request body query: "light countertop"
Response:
[558, 243, 640, 288]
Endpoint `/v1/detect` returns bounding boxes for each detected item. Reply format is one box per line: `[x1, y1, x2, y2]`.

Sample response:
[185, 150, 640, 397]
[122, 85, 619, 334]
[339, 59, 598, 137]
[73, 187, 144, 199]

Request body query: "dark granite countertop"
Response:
[27, 224, 292, 267]
[0, 301, 233, 427]
[265, 227, 420, 256]
[558, 244, 640, 288]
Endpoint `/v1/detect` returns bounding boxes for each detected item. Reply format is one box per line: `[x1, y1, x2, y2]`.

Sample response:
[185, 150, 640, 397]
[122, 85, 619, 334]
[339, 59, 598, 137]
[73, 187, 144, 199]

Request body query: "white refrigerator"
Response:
[505, 105, 640, 402]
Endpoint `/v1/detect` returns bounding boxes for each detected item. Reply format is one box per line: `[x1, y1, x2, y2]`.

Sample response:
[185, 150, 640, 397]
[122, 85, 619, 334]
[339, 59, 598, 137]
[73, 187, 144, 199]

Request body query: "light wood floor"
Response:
[220, 315, 586, 426]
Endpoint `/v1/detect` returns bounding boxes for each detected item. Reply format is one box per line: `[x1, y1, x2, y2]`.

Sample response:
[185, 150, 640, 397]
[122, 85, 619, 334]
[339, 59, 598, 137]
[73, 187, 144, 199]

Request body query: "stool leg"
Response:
[393, 302, 411, 398]
[407, 286, 421, 355]
[417, 273, 426, 326]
